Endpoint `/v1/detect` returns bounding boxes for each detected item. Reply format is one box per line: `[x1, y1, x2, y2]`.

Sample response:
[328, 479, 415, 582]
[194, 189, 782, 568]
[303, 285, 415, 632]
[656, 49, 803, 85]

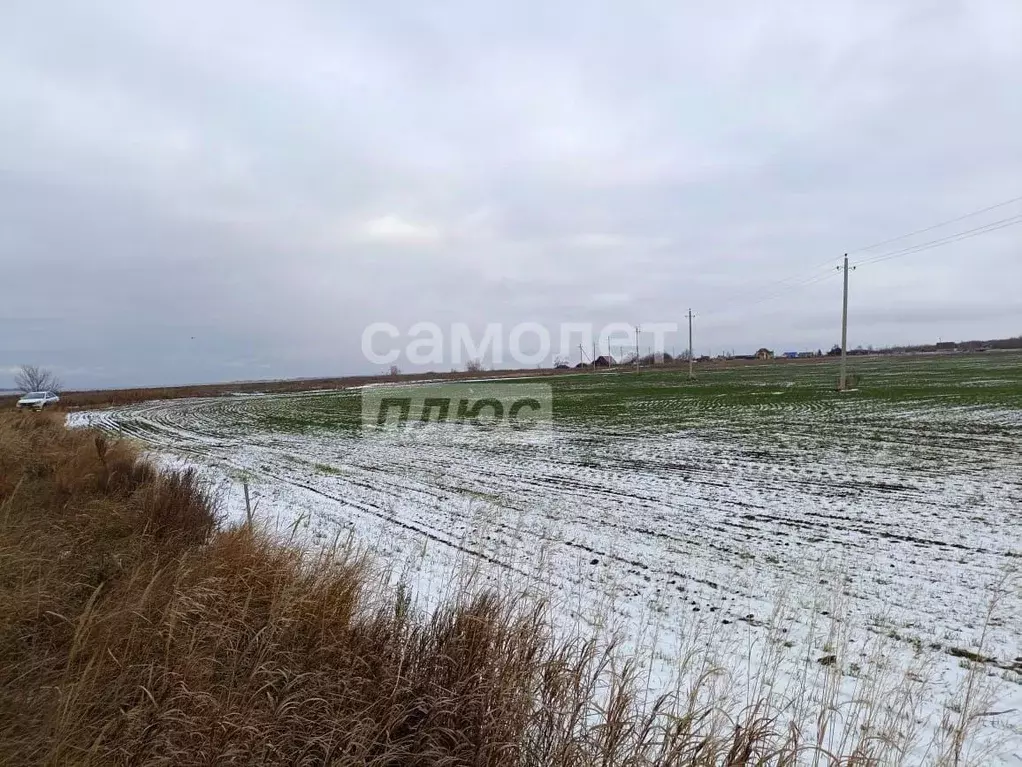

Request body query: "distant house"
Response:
[574, 361, 587, 369]
[755, 348, 774, 360]
[936, 341, 957, 352]
[594, 355, 616, 367]
[783, 351, 799, 359]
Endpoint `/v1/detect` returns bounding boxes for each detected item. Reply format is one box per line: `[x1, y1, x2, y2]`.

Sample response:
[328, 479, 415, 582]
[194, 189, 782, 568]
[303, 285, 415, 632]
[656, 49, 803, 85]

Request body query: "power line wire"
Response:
[704, 268, 839, 319]
[709, 256, 840, 311]
[848, 194, 1022, 255]
[698, 195, 1022, 322]
[857, 214, 1022, 267]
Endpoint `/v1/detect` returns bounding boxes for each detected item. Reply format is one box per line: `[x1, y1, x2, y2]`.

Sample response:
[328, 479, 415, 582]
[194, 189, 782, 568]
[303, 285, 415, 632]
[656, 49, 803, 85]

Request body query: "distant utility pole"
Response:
[686, 308, 695, 379]
[837, 254, 855, 391]
[635, 326, 641, 369]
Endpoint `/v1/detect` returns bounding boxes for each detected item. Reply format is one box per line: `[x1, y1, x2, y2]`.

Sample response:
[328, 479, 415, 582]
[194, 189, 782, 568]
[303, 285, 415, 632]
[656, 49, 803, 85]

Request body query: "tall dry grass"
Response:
[0, 412, 1007, 765]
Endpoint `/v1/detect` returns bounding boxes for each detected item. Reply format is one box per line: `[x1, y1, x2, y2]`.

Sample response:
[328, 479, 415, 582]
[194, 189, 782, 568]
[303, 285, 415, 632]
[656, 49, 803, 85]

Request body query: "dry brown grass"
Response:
[0, 412, 1001, 765]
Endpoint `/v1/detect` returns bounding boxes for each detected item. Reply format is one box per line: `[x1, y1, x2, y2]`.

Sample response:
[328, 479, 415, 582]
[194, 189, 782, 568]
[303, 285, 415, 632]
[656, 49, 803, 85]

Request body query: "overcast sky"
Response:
[2, 1, 1020, 388]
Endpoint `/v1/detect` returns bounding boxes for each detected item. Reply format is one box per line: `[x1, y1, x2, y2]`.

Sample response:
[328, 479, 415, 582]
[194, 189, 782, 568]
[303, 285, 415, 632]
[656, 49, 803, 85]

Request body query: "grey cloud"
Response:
[1, 0, 1020, 387]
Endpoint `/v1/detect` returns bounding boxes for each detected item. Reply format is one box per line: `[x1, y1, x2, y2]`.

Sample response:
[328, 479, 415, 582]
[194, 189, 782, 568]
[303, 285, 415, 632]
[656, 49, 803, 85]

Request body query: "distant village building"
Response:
[935, 341, 957, 352]
[755, 348, 774, 360]
[594, 355, 616, 367]
[783, 351, 799, 359]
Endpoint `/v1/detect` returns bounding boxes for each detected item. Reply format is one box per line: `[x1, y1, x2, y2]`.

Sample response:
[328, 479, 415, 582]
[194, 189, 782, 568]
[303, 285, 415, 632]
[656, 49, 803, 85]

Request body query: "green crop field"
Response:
[222, 351, 1022, 438]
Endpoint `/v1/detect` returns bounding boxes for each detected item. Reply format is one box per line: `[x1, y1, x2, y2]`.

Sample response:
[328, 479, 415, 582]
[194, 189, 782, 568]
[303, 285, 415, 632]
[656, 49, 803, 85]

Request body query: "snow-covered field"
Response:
[70, 355, 1022, 763]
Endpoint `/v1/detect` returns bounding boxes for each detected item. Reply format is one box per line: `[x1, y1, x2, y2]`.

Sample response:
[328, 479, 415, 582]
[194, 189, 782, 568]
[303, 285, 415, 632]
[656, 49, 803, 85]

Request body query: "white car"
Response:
[16, 391, 60, 410]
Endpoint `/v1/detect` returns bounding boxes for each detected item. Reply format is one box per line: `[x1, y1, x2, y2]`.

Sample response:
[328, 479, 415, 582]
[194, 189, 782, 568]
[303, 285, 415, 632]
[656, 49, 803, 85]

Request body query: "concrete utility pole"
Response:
[686, 308, 695, 379]
[838, 254, 855, 391]
[635, 326, 641, 369]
